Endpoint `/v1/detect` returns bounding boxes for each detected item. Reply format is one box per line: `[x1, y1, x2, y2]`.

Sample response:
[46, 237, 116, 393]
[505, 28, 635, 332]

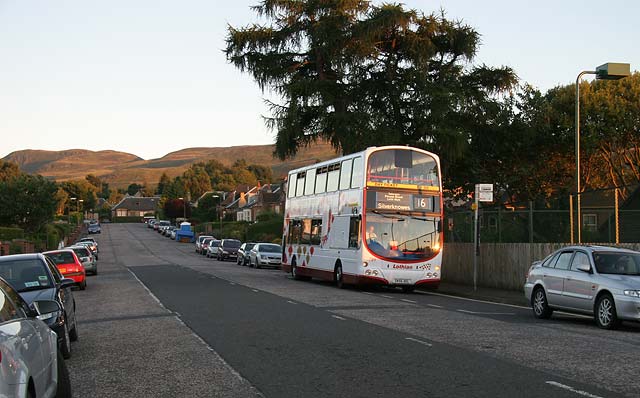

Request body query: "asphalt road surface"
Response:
[66, 223, 639, 397]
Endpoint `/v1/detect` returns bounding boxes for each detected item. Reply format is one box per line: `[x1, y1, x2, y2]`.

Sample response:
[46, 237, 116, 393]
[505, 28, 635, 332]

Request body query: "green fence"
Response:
[447, 184, 640, 244]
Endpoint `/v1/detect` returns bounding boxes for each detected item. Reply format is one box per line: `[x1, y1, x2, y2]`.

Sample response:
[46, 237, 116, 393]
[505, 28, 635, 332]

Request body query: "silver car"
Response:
[249, 243, 282, 269]
[68, 245, 97, 275]
[524, 245, 640, 329]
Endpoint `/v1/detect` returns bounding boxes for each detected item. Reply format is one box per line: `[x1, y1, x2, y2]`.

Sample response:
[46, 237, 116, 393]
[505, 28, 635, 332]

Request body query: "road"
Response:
[66, 223, 639, 397]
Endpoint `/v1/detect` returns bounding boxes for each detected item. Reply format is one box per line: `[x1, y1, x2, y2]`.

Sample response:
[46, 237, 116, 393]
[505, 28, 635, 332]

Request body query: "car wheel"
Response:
[335, 264, 345, 289]
[94, 269, 98, 276]
[60, 322, 72, 359]
[79, 280, 86, 290]
[532, 287, 553, 319]
[595, 293, 621, 330]
[69, 319, 79, 342]
[56, 348, 72, 398]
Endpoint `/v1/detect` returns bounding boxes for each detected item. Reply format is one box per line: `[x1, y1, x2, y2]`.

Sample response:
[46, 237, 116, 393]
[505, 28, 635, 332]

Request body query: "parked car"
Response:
[75, 241, 98, 260]
[155, 220, 170, 232]
[206, 239, 222, 258]
[0, 277, 72, 398]
[87, 222, 101, 234]
[147, 219, 157, 229]
[217, 239, 241, 261]
[195, 235, 213, 254]
[237, 242, 256, 266]
[67, 245, 97, 275]
[524, 245, 640, 329]
[200, 238, 214, 255]
[44, 250, 87, 291]
[77, 236, 99, 252]
[0, 254, 79, 358]
[170, 228, 177, 240]
[249, 243, 283, 268]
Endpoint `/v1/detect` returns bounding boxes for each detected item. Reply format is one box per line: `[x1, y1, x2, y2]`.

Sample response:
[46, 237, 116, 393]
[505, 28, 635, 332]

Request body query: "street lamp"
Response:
[69, 197, 76, 225]
[574, 62, 630, 243]
[178, 197, 187, 220]
[211, 194, 223, 236]
[78, 199, 84, 225]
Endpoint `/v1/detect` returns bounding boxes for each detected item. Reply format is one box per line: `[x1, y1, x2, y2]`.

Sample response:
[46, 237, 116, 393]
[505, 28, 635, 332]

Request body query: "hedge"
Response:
[0, 227, 24, 241]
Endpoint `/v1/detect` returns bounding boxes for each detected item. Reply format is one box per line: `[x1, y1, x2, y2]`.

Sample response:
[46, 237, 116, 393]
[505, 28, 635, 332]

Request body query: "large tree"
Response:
[226, 0, 516, 186]
[0, 174, 58, 232]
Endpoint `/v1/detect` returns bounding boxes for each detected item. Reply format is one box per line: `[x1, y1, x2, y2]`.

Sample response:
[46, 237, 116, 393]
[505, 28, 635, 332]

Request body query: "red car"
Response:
[44, 249, 87, 290]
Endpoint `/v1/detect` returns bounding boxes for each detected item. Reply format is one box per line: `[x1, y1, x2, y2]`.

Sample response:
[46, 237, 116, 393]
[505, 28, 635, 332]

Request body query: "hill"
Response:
[3, 142, 339, 188]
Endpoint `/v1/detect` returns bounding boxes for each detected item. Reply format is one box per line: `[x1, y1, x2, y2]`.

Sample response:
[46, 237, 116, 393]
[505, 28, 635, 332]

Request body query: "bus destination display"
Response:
[368, 191, 435, 212]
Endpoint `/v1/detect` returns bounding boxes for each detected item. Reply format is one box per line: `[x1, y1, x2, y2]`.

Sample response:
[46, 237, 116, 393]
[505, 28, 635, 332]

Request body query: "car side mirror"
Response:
[60, 278, 76, 289]
[576, 264, 591, 273]
[31, 300, 62, 320]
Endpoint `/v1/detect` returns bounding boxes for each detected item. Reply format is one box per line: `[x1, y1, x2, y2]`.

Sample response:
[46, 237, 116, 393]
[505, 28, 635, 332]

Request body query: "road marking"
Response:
[362, 292, 373, 295]
[331, 315, 347, 321]
[287, 300, 297, 305]
[405, 337, 432, 347]
[229, 282, 236, 285]
[457, 309, 515, 315]
[427, 304, 443, 309]
[401, 299, 417, 304]
[252, 289, 259, 293]
[545, 381, 604, 398]
[417, 290, 529, 309]
[380, 295, 394, 299]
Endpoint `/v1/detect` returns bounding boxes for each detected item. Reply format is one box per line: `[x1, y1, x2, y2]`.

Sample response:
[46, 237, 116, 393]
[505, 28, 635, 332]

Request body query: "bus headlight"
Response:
[365, 269, 379, 276]
[435, 266, 441, 271]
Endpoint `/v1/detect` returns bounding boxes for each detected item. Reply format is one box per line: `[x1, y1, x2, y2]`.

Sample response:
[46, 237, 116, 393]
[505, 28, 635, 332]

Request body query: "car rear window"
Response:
[47, 252, 76, 265]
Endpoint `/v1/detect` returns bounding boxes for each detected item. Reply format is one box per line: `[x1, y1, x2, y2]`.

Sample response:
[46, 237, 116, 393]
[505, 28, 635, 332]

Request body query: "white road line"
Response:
[546, 381, 604, 398]
[401, 299, 417, 304]
[252, 289, 259, 293]
[229, 282, 236, 285]
[457, 309, 516, 316]
[427, 304, 443, 309]
[287, 300, 297, 305]
[405, 337, 432, 347]
[362, 292, 373, 295]
[380, 295, 394, 299]
[417, 290, 529, 309]
[331, 315, 347, 321]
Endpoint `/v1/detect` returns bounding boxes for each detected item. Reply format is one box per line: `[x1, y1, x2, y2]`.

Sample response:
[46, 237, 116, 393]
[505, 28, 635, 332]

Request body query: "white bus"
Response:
[281, 145, 443, 292]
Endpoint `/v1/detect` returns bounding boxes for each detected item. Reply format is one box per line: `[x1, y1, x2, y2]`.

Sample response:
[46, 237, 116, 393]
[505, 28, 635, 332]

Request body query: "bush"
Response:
[246, 217, 283, 243]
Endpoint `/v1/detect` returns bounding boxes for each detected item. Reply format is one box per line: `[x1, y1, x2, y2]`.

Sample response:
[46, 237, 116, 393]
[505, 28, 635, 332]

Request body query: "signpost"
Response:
[473, 184, 493, 291]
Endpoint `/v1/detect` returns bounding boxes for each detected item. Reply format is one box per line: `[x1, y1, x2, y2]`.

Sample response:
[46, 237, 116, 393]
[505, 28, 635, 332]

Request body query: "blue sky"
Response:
[1, 0, 638, 160]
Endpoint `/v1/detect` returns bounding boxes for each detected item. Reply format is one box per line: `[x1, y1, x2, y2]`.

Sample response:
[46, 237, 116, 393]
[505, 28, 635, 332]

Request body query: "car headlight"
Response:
[261, 255, 268, 259]
[623, 290, 640, 298]
[223, 251, 229, 254]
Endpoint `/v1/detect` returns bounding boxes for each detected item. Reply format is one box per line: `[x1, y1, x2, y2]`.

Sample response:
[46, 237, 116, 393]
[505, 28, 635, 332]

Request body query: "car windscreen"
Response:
[594, 252, 640, 275]
[259, 245, 281, 253]
[0, 259, 53, 292]
[47, 252, 76, 265]
[223, 240, 241, 248]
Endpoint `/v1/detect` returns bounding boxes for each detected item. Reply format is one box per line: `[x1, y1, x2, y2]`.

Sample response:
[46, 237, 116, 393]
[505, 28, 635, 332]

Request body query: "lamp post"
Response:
[178, 197, 187, 221]
[211, 194, 223, 237]
[78, 199, 83, 225]
[574, 62, 630, 243]
[69, 197, 76, 225]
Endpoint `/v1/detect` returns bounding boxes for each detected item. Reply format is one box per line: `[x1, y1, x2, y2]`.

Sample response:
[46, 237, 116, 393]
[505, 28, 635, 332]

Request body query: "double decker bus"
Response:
[281, 146, 443, 292]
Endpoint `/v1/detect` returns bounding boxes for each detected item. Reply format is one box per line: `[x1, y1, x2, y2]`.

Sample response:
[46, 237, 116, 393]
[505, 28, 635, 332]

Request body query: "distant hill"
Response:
[2, 142, 339, 188]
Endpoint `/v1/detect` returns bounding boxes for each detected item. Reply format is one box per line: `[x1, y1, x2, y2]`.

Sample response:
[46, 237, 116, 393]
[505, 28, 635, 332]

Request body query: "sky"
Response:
[1, 0, 638, 160]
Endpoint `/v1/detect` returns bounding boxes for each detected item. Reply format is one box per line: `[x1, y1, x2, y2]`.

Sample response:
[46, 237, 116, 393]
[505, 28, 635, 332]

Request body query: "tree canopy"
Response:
[225, 0, 517, 180]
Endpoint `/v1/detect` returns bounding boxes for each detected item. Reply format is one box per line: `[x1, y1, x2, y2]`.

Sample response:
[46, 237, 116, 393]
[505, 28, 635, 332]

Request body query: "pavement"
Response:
[432, 282, 529, 307]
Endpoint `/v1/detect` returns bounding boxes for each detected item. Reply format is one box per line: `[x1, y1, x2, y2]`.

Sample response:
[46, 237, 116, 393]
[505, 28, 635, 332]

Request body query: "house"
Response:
[111, 196, 160, 220]
[235, 184, 285, 222]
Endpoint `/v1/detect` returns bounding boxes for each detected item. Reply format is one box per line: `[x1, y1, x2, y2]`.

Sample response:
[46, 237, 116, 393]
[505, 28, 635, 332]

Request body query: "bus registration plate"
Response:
[394, 278, 411, 284]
